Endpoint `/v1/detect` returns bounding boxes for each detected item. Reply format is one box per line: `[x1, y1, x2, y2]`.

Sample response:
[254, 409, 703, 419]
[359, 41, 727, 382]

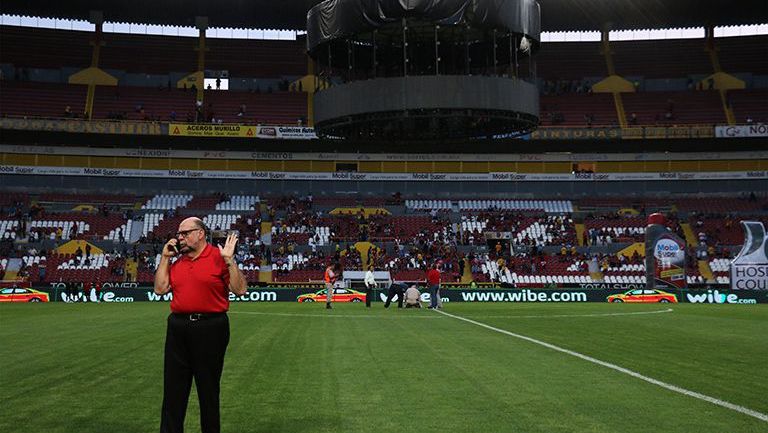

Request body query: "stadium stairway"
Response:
[354, 241, 376, 270]
[2, 258, 22, 280]
[698, 260, 715, 283]
[128, 217, 144, 243]
[575, 223, 586, 246]
[125, 259, 138, 282]
[258, 263, 273, 284]
[617, 242, 644, 258]
[680, 223, 699, 247]
[460, 258, 473, 284]
[54, 240, 103, 255]
[260, 221, 272, 245]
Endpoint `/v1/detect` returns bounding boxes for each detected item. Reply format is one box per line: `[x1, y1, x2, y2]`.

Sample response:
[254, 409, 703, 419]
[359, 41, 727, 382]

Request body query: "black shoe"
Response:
[326, 303, 332, 309]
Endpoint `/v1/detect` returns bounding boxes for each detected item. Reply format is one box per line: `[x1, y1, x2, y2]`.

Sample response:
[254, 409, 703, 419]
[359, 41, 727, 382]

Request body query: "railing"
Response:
[1, 115, 764, 140]
[530, 125, 716, 140]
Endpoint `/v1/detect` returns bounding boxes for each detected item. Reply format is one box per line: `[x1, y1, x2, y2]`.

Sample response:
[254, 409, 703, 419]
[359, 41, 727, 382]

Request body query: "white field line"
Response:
[229, 308, 673, 320]
[436, 309, 768, 423]
[228, 311, 442, 319]
[468, 308, 674, 319]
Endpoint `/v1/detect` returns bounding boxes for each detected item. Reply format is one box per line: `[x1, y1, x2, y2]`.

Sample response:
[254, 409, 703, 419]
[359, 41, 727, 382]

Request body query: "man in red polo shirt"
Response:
[427, 263, 442, 309]
[154, 217, 247, 433]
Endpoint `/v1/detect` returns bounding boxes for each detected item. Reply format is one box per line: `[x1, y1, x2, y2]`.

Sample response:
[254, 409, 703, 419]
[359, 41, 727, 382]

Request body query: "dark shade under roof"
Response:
[1, 0, 766, 31]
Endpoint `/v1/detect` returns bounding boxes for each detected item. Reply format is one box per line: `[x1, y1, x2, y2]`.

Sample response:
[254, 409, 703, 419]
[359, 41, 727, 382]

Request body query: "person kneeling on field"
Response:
[404, 285, 422, 308]
[384, 282, 407, 308]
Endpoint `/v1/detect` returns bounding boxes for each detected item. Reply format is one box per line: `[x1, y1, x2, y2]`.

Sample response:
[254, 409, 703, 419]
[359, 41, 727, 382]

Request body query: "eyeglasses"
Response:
[175, 228, 202, 238]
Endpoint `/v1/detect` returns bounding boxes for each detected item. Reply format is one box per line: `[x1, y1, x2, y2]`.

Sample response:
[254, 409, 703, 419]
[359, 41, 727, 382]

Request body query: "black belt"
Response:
[171, 312, 227, 321]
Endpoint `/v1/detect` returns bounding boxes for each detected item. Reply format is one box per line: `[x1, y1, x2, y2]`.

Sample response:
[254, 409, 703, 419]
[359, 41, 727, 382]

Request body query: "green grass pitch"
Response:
[1, 302, 766, 432]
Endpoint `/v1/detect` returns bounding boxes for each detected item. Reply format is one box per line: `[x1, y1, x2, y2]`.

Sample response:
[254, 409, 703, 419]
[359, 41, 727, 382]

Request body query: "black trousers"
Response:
[161, 313, 230, 433]
[384, 283, 406, 308]
[365, 286, 373, 307]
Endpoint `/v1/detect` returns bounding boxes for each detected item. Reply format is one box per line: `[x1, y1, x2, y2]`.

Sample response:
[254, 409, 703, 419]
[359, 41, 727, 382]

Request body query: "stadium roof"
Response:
[1, 0, 767, 32]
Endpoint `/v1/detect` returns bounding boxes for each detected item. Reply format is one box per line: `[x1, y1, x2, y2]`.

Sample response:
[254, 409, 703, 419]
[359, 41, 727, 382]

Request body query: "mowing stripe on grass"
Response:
[230, 308, 673, 320]
[436, 309, 768, 423]
[469, 308, 674, 319]
[229, 311, 443, 319]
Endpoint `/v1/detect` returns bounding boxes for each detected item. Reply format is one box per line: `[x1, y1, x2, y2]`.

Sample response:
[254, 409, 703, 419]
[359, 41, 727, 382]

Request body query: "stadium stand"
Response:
[0, 26, 306, 77]
[4, 191, 764, 287]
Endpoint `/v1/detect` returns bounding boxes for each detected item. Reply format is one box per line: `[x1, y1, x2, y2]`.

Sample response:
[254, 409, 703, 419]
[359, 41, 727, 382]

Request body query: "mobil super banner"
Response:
[653, 234, 687, 289]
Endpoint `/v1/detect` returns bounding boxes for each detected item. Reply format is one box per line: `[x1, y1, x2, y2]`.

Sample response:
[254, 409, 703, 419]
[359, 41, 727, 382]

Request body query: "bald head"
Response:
[180, 217, 206, 232]
[176, 217, 207, 255]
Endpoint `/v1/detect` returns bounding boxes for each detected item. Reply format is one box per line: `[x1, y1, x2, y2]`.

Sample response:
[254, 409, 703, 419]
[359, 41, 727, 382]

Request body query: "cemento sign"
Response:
[731, 221, 768, 291]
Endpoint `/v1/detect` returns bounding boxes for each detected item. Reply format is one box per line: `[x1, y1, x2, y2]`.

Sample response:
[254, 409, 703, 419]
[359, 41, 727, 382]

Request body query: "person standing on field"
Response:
[364, 266, 376, 308]
[427, 263, 441, 309]
[154, 217, 247, 433]
[324, 262, 340, 309]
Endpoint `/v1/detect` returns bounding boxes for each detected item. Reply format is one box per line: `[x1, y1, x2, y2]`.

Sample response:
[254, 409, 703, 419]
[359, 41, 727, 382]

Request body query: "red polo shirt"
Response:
[169, 243, 230, 313]
[427, 269, 441, 286]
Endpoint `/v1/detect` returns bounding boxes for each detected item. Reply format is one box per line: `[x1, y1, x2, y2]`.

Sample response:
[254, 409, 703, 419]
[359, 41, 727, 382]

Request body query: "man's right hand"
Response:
[162, 239, 179, 258]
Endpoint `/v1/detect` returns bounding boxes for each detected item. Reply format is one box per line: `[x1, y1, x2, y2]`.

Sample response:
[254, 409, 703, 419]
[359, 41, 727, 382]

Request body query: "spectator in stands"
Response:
[64, 106, 72, 118]
[629, 112, 638, 125]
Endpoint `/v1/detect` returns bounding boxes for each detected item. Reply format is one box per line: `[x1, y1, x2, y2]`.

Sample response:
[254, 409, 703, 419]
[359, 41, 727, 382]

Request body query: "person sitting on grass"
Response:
[404, 285, 422, 308]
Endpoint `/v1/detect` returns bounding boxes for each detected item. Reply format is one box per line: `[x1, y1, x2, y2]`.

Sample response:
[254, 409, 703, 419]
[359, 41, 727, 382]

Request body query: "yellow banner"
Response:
[169, 123, 256, 138]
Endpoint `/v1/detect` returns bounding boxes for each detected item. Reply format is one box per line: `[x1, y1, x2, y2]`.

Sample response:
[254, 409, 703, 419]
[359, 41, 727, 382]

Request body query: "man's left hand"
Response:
[219, 232, 239, 265]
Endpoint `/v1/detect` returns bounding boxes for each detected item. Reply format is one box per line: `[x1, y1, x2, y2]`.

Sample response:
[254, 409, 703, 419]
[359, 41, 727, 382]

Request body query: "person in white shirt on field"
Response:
[364, 266, 376, 308]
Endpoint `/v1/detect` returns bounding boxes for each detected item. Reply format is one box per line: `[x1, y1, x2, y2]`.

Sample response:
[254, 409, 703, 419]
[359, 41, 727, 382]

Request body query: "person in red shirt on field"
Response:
[93, 278, 102, 303]
[324, 262, 340, 309]
[427, 263, 442, 309]
[154, 217, 247, 433]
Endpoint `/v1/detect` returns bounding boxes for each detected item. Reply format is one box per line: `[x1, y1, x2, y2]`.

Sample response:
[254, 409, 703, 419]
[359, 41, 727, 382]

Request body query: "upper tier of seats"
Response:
[3, 26, 765, 88]
[0, 26, 307, 77]
[0, 81, 308, 124]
